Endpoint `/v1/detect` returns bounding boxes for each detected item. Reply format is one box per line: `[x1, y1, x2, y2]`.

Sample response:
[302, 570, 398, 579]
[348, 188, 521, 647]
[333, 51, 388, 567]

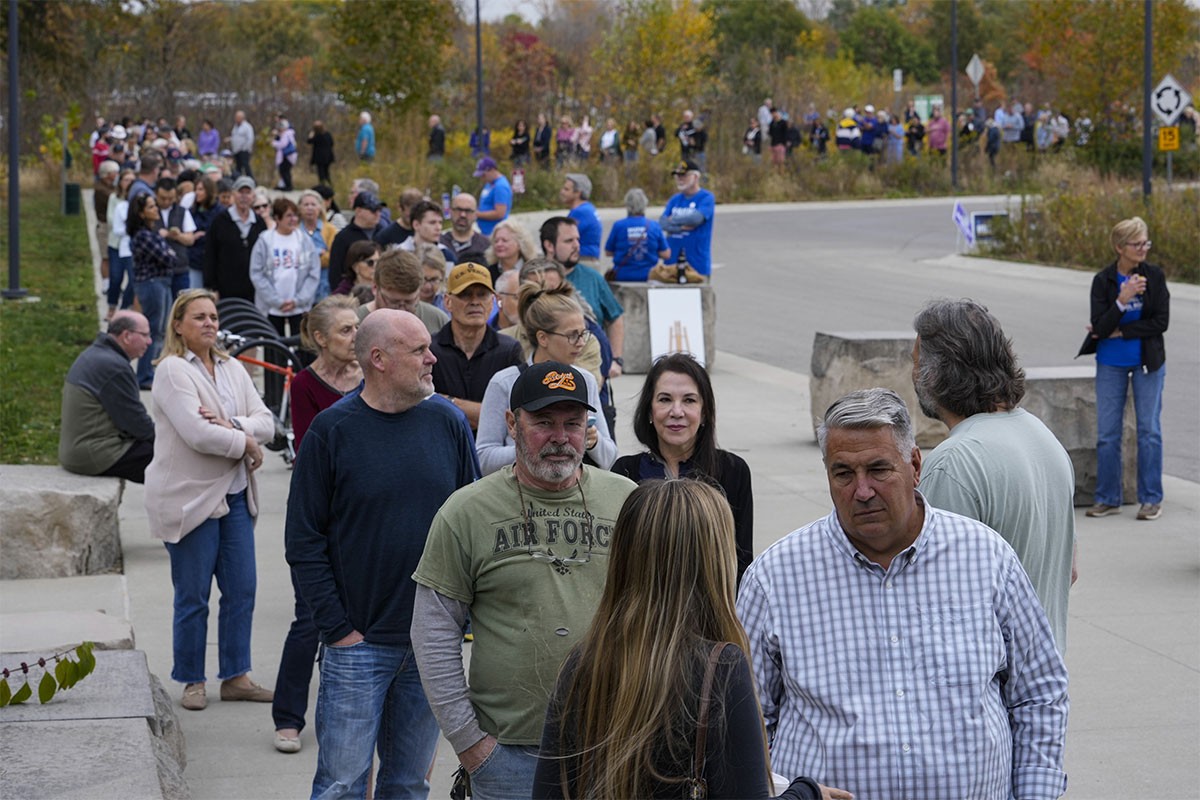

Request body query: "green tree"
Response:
[839, 4, 938, 84]
[327, 0, 458, 113]
[590, 0, 717, 118]
[702, 0, 811, 97]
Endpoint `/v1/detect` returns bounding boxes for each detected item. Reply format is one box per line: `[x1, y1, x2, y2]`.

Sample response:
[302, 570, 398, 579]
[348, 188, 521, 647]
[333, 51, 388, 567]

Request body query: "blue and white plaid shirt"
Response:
[737, 494, 1068, 800]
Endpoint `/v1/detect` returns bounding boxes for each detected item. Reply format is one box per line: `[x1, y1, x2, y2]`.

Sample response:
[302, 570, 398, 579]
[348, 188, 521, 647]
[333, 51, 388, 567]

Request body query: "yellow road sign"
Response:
[1158, 126, 1179, 152]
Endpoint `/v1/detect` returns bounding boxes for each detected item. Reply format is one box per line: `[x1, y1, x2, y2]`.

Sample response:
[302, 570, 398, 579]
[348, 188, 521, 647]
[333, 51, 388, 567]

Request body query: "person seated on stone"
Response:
[356, 248, 448, 336]
[612, 352, 754, 583]
[430, 262, 524, 431]
[604, 188, 670, 282]
[59, 311, 156, 483]
[476, 282, 616, 475]
[332, 239, 380, 297]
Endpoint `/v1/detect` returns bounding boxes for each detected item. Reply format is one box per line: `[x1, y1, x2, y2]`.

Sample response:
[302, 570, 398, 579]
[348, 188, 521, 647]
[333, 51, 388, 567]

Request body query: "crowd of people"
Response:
[64, 104, 1176, 800]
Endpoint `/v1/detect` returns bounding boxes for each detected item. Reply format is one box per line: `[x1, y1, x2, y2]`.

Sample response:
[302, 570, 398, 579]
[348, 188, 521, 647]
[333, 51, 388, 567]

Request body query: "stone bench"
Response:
[0, 649, 188, 799]
[0, 466, 124, 579]
[610, 282, 717, 373]
[808, 332, 1136, 505]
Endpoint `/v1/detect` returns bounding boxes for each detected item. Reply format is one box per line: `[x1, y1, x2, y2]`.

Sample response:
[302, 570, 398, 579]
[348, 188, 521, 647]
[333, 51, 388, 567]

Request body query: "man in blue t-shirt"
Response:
[474, 157, 511, 237]
[605, 188, 670, 282]
[355, 111, 376, 161]
[561, 173, 602, 265]
[286, 309, 480, 798]
[660, 159, 716, 277]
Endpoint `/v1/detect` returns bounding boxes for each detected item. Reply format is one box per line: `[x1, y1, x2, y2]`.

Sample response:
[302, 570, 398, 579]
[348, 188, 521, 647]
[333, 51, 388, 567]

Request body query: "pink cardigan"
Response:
[145, 354, 275, 543]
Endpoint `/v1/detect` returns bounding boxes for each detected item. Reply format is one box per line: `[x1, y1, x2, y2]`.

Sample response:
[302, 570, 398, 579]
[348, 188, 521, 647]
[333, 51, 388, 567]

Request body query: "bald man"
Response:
[59, 311, 156, 482]
[286, 310, 480, 798]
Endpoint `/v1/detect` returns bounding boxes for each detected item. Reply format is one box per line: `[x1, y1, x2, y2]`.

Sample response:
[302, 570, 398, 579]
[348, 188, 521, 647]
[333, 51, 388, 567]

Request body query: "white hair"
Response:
[359, 111, 372, 124]
[817, 388, 916, 460]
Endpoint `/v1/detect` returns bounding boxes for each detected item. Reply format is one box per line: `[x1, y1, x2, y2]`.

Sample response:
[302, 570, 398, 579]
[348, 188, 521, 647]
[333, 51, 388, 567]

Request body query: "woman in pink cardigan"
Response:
[146, 289, 276, 712]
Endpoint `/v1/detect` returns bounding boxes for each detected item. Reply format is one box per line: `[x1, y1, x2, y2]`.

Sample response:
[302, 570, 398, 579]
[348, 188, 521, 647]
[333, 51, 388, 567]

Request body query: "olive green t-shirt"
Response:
[413, 465, 636, 744]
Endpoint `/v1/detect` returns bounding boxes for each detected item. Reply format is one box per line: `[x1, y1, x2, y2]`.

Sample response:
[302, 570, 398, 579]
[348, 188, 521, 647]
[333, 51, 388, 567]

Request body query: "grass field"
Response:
[0, 189, 98, 463]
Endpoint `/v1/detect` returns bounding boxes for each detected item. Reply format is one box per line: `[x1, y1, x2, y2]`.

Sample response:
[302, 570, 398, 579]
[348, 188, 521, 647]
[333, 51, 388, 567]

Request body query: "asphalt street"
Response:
[702, 197, 1200, 482]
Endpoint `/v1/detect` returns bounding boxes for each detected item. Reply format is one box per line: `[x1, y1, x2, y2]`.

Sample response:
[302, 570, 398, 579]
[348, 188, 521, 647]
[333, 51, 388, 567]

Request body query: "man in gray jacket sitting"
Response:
[59, 311, 155, 482]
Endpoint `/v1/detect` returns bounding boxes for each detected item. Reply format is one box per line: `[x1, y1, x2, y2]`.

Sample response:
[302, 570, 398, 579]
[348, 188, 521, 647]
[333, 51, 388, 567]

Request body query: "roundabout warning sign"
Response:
[1151, 74, 1191, 127]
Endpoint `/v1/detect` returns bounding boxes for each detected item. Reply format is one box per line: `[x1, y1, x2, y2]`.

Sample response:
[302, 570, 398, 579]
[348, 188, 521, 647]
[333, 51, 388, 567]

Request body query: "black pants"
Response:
[278, 159, 293, 191]
[235, 150, 253, 179]
[315, 161, 332, 186]
[99, 439, 154, 483]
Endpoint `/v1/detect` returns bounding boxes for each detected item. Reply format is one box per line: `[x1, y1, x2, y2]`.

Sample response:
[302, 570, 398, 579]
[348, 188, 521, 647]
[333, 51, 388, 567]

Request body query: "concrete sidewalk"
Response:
[103, 350, 1200, 799]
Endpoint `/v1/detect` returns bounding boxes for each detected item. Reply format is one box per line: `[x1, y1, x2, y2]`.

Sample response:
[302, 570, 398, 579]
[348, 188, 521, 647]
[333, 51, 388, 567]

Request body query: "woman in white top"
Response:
[476, 282, 617, 475]
[106, 169, 137, 319]
[145, 289, 276, 712]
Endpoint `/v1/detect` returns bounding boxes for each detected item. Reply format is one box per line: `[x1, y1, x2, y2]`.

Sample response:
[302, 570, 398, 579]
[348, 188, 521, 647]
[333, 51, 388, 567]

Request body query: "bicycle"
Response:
[218, 330, 300, 467]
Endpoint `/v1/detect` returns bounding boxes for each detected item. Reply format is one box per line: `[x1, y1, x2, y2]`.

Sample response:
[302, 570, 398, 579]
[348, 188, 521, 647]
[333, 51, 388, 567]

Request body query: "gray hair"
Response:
[353, 178, 380, 195]
[495, 269, 520, 292]
[565, 173, 592, 200]
[817, 388, 916, 460]
[913, 299, 1025, 420]
[624, 188, 648, 216]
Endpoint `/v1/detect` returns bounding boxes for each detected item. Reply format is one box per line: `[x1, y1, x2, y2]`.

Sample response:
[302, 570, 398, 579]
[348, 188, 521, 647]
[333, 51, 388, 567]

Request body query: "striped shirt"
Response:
[736, 495, 1068, 800]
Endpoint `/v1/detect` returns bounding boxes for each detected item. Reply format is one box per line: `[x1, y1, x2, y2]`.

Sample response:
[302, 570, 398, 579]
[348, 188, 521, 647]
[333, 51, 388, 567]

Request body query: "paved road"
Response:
[703, 198, 1200, 482]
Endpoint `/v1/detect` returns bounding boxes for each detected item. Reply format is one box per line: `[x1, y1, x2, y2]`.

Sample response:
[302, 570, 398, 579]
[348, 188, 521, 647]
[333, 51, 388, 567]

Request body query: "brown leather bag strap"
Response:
[690, 642, 731, 799]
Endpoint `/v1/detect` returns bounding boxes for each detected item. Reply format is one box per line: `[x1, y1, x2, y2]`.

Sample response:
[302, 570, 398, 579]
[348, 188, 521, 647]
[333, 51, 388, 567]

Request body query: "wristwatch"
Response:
[613, 356, 624, 367]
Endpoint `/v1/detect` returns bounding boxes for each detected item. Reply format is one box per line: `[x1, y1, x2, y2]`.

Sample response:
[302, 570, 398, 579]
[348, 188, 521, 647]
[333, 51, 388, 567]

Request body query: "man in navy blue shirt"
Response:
[286, 309, 480, 799]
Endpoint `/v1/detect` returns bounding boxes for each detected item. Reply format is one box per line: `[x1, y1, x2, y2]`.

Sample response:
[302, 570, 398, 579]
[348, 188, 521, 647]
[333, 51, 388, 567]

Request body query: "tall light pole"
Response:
[1142, 0, 1152, 200]
[475, 0, 484, 155]
[4, 0, 27, 300]
[950, 0, 959, 191]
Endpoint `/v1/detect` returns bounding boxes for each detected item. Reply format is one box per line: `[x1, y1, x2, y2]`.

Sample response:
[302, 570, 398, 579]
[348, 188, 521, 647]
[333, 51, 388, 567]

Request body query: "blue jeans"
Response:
[468, 743, 540, 800]
[311, 641, 439, 800]
[135, 276, 171, 387]
[315, 269, 331, 303]
[107, 248, 135, 309]
[171, 271, 190, 300]
[1095, 362, 1165, 506]
[273, 568, 319, 732]
[163, 491, 257, 684]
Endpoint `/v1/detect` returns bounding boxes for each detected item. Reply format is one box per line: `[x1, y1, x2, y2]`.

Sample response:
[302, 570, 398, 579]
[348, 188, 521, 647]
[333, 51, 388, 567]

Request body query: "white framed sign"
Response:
[647, 288, 706, 367]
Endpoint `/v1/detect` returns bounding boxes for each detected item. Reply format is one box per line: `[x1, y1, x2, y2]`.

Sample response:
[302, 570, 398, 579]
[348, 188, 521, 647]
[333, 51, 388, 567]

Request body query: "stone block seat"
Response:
[610, 282, 717, 373]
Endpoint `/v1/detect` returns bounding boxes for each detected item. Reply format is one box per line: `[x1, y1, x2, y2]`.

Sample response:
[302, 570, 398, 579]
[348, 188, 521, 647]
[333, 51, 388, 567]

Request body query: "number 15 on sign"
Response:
[1158, 126, 1179, 152]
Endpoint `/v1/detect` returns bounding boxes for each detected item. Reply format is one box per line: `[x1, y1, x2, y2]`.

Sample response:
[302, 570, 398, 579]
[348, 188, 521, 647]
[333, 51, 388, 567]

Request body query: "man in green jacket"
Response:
[59, 311, 155, 482]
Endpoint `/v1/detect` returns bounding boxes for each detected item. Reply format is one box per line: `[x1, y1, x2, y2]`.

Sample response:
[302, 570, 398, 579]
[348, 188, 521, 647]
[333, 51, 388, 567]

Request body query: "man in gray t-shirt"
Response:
[913, 299, 1076, 652]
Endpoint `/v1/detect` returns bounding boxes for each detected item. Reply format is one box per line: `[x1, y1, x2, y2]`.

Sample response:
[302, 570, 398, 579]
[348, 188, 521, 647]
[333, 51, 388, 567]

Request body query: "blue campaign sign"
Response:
[952, 201, 975, 246]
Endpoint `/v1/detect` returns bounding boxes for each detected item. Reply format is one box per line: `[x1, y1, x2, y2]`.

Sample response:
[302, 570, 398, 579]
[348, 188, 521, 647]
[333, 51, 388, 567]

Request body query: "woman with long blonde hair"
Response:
[533, 480, 842, 799]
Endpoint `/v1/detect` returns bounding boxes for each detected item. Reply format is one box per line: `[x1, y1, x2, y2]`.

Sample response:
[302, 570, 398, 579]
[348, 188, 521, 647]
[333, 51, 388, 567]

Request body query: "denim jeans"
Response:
[272, 568, 319, 732]
[163, 491, 257, 684]
[135, 276, 172, 387]
[106, 247, 135, 309]
[311, 641, 439, 800]
[1095, 362, 1165, 506]
[171, 271, 191, 300]
[468, 743, 540, 800]
[315, 269, 331, 303]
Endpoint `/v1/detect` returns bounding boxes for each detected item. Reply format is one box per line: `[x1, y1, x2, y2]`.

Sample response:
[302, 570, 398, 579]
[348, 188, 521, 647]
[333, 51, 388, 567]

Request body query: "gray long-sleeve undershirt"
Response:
[411, 585, 489, 755]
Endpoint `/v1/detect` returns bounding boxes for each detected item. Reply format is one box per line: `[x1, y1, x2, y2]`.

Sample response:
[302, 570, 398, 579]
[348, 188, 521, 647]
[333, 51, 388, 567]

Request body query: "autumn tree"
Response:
[1019, 0, 1197, 122]
[702, 0, 812, 99]
[838, 4, 938, 84]
[327, 0, 458, 113]
[590, 0, 717, 120]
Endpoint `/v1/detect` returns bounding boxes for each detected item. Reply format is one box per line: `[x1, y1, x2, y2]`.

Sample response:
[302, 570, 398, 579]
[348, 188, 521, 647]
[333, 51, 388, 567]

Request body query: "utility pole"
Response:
[1142, 0, 1152, 200]
[950, 0, 959, 191]
[4, 0, 27, 300]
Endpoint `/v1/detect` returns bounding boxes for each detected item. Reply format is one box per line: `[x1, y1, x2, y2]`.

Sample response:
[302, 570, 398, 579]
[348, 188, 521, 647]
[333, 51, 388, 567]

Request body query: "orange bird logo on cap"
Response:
[542, 371, 577, 391]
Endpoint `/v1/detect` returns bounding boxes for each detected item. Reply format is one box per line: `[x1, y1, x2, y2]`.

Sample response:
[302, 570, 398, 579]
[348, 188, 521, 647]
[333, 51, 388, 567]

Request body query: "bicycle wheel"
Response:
[229, 338, 301, 421]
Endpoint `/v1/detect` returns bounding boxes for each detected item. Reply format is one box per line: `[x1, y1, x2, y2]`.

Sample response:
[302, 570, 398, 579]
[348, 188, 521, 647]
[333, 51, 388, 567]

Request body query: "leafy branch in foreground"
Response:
[0, 642, 96, 706]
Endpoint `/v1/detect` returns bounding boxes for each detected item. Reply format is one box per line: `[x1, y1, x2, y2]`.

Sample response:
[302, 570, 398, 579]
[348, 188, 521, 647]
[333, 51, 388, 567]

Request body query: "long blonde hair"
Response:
[157, 289, 227, 364]
[554, 480, 770, 798]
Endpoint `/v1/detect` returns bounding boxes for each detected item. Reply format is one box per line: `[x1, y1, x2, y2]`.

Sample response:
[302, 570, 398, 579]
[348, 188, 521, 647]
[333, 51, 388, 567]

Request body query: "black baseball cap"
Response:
[510, 361, 595, 413]
[671, 159, 702, 175]
[353, 191, 382, 211]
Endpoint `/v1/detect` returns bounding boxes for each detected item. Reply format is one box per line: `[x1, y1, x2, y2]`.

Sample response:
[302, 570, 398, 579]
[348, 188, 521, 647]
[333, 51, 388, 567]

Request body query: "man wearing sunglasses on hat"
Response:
[660, 158, 715, 279]
[413, 361, 636, 799]
[203, 175, 267, 301]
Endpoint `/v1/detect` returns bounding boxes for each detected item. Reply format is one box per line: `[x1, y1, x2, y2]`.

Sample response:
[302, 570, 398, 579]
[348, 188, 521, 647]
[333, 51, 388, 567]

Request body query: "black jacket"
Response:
[307, 131, 334, 167]
[203, 209, 266, 301]
[1077, 260, 1169, 373]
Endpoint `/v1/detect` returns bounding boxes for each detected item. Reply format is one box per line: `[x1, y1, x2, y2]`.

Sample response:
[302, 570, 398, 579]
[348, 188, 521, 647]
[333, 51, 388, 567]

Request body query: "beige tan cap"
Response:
[446, 262, 494, 295]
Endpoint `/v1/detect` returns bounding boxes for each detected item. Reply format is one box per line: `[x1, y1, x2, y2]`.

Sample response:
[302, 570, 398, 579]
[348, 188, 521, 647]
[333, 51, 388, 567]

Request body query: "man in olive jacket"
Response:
[59, 311, 155, 482]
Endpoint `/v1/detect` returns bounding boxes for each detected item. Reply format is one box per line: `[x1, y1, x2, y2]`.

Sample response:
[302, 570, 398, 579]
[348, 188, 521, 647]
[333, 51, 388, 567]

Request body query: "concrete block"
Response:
[809, 331, 948, 447]
[0, 574, 129, 621]
[611, 282, 717, 373]
[0, 718, 164, 799]
[0, 649, 154, 722]
[148, 673, 189, 800]
[0, 611, 134, 653]
[0, 465, 124, 579]
[1023, 366, 1138, 506]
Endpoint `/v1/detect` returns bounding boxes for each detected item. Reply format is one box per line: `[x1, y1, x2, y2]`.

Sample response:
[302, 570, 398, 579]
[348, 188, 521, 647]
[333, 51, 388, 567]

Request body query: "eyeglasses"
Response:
[451, 207, 475, 214]
[253, 203, 269, 210]
[496, 291, 519, 300]
[1126, 240, 1151, 250]
[545, 329, 591, 346]
[422, 275, 443, 285]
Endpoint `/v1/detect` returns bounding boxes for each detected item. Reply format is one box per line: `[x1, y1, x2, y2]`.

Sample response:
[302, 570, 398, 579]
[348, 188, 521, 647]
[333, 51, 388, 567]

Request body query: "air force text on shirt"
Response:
[489, 506, 612, 556]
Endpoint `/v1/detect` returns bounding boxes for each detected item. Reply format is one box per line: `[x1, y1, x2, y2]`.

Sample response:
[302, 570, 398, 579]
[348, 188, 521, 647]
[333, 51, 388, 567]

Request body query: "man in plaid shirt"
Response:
[737, 388, 1068, 800]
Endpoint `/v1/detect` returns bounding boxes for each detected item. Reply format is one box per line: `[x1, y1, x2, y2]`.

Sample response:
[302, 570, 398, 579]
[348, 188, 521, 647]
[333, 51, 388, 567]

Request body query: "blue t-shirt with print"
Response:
[1096, 272, 1143, 368]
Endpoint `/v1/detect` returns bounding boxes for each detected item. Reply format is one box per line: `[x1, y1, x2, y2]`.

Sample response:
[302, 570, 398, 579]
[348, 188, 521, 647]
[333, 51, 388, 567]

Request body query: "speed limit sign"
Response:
[1158, 126, 1180, 152]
